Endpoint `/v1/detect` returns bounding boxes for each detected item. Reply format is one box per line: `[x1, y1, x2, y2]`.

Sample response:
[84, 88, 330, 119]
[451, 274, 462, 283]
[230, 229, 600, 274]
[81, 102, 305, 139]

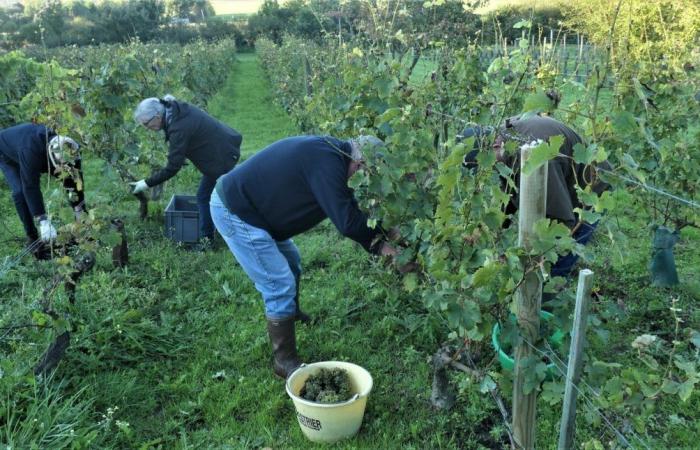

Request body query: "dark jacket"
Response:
[0, 123, 85, 217]
[216, 136, 384, 253]
[463, 115, 611, 228]
[505, 116, 611, 227]
[146, 100, 242, 187]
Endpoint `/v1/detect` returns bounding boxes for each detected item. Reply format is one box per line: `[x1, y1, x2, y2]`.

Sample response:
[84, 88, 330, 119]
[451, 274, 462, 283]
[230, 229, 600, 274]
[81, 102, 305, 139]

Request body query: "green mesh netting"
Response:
[650, 226, 680, 287]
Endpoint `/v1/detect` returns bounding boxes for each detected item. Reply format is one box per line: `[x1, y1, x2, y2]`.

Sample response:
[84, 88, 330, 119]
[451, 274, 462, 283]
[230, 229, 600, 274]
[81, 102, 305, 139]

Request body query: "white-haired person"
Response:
[0, 123, 85, 259]
[132, 95, 242, 249]
[210, 135, 407, 379]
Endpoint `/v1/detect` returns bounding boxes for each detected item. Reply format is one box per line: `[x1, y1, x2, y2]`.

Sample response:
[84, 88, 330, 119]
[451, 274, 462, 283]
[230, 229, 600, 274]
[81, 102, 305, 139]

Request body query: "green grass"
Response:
[208, 53, 298, 159]
[1, 53, 699, 449]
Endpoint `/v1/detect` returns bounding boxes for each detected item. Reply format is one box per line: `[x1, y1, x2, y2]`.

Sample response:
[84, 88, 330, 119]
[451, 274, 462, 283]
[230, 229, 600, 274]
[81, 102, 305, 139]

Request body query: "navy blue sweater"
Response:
[0, 123, 85, 217]
[217, 136, 384, 253]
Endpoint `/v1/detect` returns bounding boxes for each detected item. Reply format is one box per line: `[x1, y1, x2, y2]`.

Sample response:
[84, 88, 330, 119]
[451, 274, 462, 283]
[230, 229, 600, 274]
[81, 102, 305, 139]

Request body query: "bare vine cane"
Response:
[112, 161, 149, 220]
[110, 218, 129, 268]
[34, 252, 96, 376]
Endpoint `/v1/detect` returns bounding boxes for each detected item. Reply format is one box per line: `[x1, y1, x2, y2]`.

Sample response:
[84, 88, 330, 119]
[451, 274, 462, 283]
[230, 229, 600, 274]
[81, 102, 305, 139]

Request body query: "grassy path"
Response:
[208, 53, 297, 157]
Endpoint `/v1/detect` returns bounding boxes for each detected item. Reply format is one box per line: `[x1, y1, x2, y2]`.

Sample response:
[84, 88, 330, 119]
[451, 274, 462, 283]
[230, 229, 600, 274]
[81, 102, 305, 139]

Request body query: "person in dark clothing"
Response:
[210, 135, 402, 378]
[132, 95, 242, 244]
[0, 123, 85, 259]
[460, 115, 611, 277]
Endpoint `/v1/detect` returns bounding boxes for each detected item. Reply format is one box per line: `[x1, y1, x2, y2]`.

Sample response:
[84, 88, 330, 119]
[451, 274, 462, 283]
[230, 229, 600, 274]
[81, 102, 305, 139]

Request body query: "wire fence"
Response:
[0, 238, 45, 277]
[522, 337, 652, 450]
[477, 44, 606, 84]
[0, 100, 23, 107]
[415, 35, 609, 86]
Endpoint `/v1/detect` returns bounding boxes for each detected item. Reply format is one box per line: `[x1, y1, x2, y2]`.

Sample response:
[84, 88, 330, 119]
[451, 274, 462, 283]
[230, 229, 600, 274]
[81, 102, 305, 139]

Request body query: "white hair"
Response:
[349, 135, 384, 161]
[349, 140, 363, 161]
[133, 94, 175, 124]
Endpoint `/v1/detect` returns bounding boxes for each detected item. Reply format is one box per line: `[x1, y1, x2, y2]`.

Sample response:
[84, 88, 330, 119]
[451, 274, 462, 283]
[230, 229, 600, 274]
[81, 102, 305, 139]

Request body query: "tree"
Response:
[92, 0, 165, 44]
[34, 0, 66, 47]
[247, 0, 290, 44]
[166, 0, 215, 22]
[480, 3, 568, 44]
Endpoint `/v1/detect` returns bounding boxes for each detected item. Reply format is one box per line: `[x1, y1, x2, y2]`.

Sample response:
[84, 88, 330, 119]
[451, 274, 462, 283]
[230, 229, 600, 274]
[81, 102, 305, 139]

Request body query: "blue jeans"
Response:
[0, 151, 37, 239]
[210, 189, 301, 319]
[551, 221, 598, 278]
[197, 174, 217, 240]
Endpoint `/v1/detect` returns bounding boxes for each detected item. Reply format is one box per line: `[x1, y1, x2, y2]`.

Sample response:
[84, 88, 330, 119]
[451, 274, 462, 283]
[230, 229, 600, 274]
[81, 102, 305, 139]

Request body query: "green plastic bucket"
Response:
[491, 311, 565, 378]
[286, 361, 373, 443]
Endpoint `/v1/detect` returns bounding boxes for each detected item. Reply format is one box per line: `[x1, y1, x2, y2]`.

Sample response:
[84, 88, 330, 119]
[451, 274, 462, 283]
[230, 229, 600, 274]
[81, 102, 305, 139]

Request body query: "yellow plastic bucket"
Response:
[285, 361, 373, 443]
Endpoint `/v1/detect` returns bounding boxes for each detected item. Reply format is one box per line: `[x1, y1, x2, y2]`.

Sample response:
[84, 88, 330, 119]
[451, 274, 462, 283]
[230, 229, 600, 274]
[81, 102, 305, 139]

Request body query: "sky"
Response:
[209, 0, 266, 15]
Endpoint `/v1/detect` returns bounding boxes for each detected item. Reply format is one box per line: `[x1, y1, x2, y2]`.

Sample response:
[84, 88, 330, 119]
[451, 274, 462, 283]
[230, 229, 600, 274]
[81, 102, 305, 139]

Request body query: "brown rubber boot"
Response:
[266, 317, 302, 379]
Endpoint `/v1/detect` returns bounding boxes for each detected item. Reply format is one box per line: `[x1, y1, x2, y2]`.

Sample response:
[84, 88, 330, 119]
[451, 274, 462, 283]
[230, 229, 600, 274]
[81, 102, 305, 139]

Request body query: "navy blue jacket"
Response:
[146, 101, 242, 187]
[0, 123, 85, 217]
[217, 136, 384, 253]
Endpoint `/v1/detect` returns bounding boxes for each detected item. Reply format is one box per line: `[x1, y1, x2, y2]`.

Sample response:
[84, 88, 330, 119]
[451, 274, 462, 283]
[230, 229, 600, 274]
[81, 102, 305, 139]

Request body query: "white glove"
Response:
[39, 219, 58, 242]
[520, 139, 545, 152]
[130, 179, 149, 194]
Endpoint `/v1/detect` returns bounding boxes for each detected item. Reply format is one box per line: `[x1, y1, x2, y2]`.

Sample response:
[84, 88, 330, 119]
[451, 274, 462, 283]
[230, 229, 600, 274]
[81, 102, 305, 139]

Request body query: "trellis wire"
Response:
[523, 337, 652, 450]
[424, 107, 700, 212]
[543, 340, 652, 447]
[0, 239, 45, 278]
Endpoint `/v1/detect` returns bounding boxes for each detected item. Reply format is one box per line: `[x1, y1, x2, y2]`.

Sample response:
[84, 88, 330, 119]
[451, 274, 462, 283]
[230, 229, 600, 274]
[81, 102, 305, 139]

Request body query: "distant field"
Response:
[0, 0, 264, 14]
[0, 0, 561, 15]
[210, 0, 265, 15]
[475, 0, 567, 13]
[208, 0, 561, 16]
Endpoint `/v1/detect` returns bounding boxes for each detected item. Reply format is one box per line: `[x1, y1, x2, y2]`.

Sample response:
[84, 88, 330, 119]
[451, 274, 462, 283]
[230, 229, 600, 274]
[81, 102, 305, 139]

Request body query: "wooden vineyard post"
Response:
[303, 55, 312, 96]
[561, 34, 568, 76]
[558, 269, 594, 450]
[512, 145, 548, 449]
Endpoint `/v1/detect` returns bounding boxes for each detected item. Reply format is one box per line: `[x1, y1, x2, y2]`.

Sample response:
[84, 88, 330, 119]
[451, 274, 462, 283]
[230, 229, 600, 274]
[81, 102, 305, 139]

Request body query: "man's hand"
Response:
[39, 218, 57, 242]
[129, 179, 149, 194]
[387, 226, 402, 241]
[379, 241, 399, 257]
[397, 261, 418, 274]
[379, 241, 418, 273]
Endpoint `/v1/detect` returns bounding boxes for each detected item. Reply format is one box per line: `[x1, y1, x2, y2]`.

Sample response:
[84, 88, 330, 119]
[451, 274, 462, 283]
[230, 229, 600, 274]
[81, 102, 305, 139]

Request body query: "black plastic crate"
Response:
[164, 195, 200, 243]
